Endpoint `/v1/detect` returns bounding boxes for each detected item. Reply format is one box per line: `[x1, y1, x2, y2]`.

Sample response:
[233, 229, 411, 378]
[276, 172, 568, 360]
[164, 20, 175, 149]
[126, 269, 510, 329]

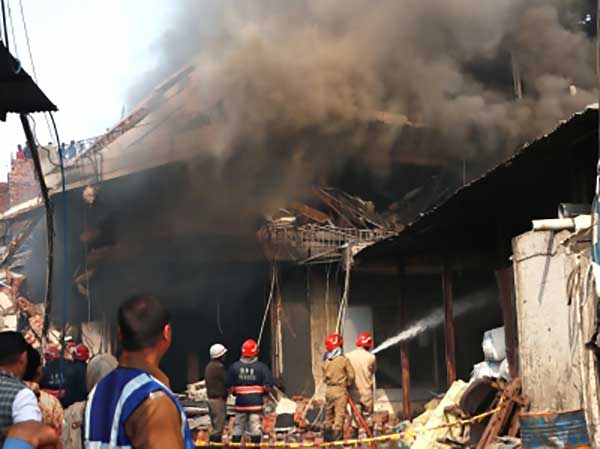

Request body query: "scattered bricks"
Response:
[195, 429, 209, 443]
[294, 398, 310, 428]
[373, 411, 390, 425]
[263, 413, 277, 434]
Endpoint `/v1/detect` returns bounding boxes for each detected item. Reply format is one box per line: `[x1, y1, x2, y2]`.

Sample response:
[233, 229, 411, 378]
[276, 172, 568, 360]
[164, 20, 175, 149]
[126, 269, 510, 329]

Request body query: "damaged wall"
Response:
[513, 229, 584, 411]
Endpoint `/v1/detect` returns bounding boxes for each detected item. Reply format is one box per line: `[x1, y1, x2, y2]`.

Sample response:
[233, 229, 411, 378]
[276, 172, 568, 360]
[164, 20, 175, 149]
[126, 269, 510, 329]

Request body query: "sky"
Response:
[0, 0, 174, 180]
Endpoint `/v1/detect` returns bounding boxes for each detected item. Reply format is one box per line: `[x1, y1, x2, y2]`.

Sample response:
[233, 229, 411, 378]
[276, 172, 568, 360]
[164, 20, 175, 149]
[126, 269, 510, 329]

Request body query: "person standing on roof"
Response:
[322, 333, 355, 443]
[346, 332, 376, 435]
[226, 339, 274, 445]
[84, 294, 194, 449]
[205, 343, 228, 444]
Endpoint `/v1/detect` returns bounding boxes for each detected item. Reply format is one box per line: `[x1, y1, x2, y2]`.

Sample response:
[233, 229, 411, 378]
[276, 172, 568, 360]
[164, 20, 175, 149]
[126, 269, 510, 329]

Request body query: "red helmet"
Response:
[44, 344, 60, 361]
[356, 332, 373, 349]
[325, 334, 344, 352]
[72, 344, 90, 362]
[241, 339, 259, 358]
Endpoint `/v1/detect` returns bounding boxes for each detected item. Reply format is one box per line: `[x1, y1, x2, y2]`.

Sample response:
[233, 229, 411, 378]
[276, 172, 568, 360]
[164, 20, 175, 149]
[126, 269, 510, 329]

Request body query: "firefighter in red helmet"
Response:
[347, 332, 376, 436]
[322, 334, 355, 442]
[225, 339, 274, 445]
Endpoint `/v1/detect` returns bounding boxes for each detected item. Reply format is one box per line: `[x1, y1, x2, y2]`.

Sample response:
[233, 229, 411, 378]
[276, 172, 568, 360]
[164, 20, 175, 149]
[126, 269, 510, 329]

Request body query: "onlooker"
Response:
[23, 345, 63, 433]
[0, 331, 42, 430]
[4, 421, 59, 449]
[59, 143, 67, 158]
[15, 145, 25, 161]
[62, 353, 118, 449]
[84, 295, 194, 449]
[66, 140, 77, 159]
[23, 144, 31, 160]
[205, 343, 228, 443]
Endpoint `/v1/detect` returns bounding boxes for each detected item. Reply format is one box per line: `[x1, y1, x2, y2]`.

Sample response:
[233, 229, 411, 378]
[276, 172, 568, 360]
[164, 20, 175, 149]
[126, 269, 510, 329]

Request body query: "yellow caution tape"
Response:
[195, 402, 503, 448]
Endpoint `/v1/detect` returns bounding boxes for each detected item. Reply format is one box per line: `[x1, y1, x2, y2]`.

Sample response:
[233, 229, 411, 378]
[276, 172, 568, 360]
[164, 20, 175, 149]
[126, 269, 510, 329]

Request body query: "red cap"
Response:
[72, 344, 90, 362]
[241, 339, 259, 358]
[325, 334, 343, 352]
[356, 332, 373, 349]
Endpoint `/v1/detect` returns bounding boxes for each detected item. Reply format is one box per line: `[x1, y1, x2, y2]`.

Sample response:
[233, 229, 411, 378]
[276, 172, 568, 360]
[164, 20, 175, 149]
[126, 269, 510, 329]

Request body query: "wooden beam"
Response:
[442, 265, 456, 385]
[399, 264, 411, 420]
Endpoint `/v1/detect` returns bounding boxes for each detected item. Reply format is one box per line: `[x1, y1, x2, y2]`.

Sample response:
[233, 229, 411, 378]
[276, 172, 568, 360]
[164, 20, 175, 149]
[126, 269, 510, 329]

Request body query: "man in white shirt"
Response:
[0, 331, 42, 429]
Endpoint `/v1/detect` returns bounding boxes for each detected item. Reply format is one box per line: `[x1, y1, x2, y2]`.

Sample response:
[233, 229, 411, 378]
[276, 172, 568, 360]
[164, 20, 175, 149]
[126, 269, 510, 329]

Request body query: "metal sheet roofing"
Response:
[0, 43, 57, 120]
[359, 105, 599, 259]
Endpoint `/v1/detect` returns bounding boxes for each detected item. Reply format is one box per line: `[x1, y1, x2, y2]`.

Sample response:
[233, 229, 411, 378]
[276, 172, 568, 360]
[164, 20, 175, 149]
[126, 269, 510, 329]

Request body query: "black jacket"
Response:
[225, 358, 274, 412]
[40, 358, 87, 408]
[205, 359, 227, 399]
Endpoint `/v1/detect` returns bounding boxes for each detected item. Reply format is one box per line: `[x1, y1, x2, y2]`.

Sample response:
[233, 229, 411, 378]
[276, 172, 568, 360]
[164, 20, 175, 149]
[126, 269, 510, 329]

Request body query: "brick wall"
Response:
[8, 160, 39, 208]
[0, 182, 9, 213]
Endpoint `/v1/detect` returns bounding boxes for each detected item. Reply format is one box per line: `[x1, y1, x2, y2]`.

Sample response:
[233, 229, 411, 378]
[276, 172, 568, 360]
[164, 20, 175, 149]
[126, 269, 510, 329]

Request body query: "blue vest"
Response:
[84, 368, 194, 449]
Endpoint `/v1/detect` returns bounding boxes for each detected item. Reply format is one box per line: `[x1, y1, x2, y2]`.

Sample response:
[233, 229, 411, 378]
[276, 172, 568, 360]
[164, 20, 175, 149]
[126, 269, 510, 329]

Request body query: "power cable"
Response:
[1, 0, 8, 50]
[6, 0, 17, 57]
[17, 0, 53, 141]
[49, 112, 70, 355]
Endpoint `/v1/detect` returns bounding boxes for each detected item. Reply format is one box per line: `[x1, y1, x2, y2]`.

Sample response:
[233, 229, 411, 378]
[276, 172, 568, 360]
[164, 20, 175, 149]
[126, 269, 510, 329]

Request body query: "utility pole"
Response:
[20, 114, 55, 340]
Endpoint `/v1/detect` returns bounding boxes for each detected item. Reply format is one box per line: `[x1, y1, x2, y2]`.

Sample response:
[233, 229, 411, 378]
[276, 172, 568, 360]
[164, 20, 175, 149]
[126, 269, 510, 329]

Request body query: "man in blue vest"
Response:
[84, 294, 194, 449]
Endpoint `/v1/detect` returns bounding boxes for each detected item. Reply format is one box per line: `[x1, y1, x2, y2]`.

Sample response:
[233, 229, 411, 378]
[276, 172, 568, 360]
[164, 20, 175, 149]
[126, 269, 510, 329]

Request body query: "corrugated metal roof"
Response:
[0, 43, 57, 120]
[359, 105, 599, 259]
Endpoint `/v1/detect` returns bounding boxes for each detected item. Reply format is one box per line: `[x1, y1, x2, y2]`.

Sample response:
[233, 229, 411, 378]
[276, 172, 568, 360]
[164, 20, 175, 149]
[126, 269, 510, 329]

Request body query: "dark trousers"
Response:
[208, 398, 227, 437]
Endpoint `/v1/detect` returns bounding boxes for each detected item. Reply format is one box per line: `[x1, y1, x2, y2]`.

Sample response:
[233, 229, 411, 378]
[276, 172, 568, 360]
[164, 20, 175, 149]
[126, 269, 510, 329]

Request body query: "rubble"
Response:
[258, 187, 401, 264]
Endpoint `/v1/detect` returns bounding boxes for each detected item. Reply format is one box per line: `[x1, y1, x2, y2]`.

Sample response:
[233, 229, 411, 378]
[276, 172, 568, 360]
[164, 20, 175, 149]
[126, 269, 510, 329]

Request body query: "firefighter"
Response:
[226, 339, 274, 445]
[322, 333, 355, 442]
[346, 332, 376, 435]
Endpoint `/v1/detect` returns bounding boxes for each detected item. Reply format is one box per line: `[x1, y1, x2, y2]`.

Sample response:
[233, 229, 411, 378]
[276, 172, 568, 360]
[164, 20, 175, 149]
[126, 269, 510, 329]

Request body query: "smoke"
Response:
[128, 0, 595, 182]
[371, 288, 495, 355]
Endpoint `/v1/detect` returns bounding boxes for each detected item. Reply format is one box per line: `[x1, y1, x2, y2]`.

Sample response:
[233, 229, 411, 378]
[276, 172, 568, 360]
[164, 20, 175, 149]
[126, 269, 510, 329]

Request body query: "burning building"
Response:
[0, 0, 597, 422]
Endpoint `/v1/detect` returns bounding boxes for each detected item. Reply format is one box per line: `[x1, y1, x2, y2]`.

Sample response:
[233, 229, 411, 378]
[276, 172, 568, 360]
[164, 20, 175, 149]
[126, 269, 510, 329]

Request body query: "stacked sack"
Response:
[471, 327, 510, 382]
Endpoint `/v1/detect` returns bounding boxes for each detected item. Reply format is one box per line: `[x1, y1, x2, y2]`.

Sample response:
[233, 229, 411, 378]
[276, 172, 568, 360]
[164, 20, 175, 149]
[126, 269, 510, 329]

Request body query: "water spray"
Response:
[371, 293, 492, 355]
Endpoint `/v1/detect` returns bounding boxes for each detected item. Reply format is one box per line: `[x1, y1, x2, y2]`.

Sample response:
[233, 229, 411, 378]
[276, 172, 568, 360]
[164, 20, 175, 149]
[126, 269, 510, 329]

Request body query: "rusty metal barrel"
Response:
[520, 410, 590, 449]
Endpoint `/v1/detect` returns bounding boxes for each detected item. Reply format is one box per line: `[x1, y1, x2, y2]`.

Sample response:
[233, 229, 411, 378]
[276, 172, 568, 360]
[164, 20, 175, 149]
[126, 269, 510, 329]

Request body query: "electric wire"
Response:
[17, 0, 53, 141]
[49, 112, 71, 395]
[6, 0, 17, 57]
[1, 0, 8, 51]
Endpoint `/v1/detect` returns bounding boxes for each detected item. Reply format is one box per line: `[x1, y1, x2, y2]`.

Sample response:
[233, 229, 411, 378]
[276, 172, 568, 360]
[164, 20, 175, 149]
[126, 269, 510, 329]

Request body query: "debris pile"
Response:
[258, 187, 402, 264]
[471, 327, 510, 382]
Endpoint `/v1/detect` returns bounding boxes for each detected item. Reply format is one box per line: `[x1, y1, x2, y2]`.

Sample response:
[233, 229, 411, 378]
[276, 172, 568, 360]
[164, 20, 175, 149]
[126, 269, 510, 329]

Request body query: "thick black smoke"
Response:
[128, 0, 596, 182]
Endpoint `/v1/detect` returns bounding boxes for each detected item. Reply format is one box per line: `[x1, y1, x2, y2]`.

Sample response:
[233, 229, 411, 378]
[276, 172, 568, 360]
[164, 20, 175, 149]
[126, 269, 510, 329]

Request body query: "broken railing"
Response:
[257, 223, 396, 264]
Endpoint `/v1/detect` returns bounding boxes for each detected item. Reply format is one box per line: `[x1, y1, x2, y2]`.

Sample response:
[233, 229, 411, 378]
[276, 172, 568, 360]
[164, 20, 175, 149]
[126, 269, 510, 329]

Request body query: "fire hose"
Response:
[346, 394, 375, 449]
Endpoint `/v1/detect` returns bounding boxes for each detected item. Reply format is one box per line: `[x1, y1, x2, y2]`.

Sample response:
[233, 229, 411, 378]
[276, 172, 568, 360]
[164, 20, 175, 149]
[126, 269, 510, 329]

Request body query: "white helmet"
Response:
[209, 343, 228, 359]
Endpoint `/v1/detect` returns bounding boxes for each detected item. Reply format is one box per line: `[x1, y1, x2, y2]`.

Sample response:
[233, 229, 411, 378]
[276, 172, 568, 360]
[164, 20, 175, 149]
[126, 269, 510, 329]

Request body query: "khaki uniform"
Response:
[346, 348, 376, 428]
[322, 355, 355, 431]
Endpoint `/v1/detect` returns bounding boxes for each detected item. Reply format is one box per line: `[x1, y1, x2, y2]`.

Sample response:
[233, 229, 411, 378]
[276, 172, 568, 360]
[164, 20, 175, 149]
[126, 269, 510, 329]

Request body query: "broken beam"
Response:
[442, 264, 456, 386]
[400, 284, 411, 420]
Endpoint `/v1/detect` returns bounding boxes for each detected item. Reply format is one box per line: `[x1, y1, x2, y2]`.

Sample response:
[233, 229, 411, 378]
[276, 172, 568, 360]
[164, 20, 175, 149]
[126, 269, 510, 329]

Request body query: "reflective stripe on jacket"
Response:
[84, 368, 194, 449]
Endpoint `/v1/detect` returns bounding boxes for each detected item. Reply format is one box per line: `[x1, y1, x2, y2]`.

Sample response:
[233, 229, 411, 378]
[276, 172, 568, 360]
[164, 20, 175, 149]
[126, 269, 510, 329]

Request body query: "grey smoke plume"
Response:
[129, 0, 595, 173]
